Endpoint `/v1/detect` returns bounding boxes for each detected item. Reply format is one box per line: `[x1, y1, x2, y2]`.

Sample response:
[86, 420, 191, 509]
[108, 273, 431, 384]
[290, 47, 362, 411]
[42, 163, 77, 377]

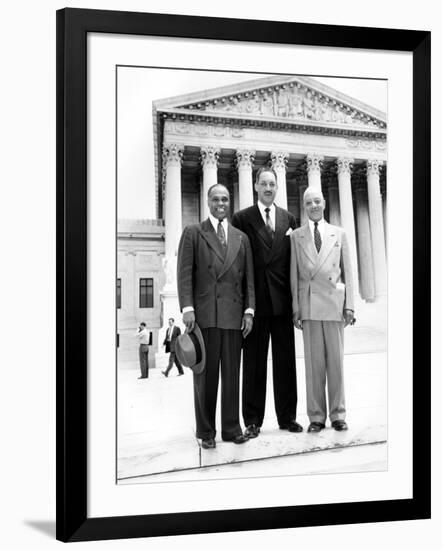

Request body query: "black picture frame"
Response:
[56, 7, 431, 542]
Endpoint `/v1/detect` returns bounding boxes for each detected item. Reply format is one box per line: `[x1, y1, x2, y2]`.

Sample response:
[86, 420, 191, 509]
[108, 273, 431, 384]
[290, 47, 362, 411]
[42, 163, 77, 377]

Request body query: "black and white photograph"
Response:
[116, 68, 388, 483]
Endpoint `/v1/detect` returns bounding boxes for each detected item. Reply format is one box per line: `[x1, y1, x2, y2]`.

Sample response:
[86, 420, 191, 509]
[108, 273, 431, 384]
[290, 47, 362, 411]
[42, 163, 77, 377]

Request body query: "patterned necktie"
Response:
[265, 207, 274, 239]
[217, 221, 227, 251]
[314, 221, 322, 252]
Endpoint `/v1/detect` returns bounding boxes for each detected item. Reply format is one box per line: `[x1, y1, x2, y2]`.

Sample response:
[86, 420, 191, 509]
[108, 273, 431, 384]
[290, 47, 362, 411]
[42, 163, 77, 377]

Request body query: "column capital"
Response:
[162, 143, 184, 168]
[236, 148, 255, 170]
[366, 159, 383, 176]
[270, 151, 289, 171]
[305, 153, 324, 173]
[336, 157, 354, 175]
[200, 145, 220, 168]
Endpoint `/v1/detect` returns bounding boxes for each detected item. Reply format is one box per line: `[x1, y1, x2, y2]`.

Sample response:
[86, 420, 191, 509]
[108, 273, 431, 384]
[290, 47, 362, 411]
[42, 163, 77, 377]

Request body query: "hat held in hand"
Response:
[175, 323, 206, 374]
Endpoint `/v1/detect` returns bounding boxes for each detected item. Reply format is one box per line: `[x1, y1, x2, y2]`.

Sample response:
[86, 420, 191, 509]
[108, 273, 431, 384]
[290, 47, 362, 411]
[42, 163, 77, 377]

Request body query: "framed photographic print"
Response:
[56, 8, 430, 542]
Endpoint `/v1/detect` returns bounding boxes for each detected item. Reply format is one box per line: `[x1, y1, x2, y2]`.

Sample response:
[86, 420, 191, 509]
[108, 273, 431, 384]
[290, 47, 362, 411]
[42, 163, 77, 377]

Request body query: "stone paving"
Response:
[118, 337, 387, 481]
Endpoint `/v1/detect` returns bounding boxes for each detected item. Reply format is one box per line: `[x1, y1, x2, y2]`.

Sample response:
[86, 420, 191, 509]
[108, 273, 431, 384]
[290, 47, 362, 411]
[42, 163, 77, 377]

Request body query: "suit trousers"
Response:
[165, 351, 184, 375]
[242, 314, 298, 428]
[138, 344, 149, 378]
[193, 327, 242, 440]
[302, 320, 346, 423]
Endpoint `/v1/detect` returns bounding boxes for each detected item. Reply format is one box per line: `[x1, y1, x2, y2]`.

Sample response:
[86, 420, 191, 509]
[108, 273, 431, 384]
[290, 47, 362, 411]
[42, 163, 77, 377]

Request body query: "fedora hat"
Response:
[175, 323, 206, 375]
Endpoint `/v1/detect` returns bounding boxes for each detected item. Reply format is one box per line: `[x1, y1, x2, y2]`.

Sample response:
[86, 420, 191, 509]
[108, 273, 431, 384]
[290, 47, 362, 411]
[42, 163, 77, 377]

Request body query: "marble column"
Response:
[299, 183, 307, 225]
[236, 149, 255, 209]
[366, 159, 387, 297]
[162, 143, 183, 258]
[354, 184, 375, 302]
[200, 145, 220, 220]
[306, 153, 323, 190]
[328, 180, 341, 226]
[271, 151, 289, 209]
[233, 180, 239, 213]
[336, 157, 359, 295]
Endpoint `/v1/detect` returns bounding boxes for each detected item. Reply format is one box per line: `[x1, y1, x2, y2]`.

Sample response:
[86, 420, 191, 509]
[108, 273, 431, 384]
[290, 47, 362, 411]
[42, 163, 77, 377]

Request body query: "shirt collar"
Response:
[308, 217, 325, 231]
[208, 213, 228, 233]
[257, 201, 275, 215]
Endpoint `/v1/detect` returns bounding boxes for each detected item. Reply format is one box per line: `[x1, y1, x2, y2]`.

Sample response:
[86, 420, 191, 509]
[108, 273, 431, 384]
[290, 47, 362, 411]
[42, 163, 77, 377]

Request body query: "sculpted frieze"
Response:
[168, 121, 244, 139]
[178, 82, 385, 129]
[346, 138, 387, 151]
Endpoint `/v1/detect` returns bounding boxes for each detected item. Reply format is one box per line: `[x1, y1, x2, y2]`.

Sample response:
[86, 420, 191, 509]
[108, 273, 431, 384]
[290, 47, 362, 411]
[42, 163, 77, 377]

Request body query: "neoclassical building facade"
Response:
[154, 75, 387, 305]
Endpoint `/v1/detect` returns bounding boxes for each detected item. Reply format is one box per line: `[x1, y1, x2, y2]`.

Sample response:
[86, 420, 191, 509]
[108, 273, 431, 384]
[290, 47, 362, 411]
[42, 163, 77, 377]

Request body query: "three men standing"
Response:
[177, 184, 255, 449]
[290, 187, 354, 432]
[232, 167, 302, 438]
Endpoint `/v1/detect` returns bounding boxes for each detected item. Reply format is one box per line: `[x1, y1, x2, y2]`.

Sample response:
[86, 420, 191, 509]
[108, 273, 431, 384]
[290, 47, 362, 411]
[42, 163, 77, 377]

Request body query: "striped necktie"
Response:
[217, 221, 227, 251]
[314, 221, 322, 252]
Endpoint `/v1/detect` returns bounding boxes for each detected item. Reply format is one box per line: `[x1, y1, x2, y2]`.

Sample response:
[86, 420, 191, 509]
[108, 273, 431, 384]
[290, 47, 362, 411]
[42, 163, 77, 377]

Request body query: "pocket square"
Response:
[285, 228, 293, 236]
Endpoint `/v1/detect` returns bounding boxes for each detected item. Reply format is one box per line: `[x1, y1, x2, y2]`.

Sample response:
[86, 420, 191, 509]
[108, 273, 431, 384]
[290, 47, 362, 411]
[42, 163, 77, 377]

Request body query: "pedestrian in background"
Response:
[162, 318, 184, 377]
[136, 322, 152, 379]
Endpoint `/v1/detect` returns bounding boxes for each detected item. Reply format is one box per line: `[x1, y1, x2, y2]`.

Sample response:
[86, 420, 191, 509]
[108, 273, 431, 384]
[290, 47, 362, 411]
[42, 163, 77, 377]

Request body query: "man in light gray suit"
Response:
[290, 187, 355, 433]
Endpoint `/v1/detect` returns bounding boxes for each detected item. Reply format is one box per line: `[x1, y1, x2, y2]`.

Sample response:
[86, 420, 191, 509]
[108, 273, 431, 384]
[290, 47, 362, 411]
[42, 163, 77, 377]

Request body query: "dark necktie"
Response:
[217, 221, 227, 251]
[264, 207, 274, 239]
[314, 221, 322, 252]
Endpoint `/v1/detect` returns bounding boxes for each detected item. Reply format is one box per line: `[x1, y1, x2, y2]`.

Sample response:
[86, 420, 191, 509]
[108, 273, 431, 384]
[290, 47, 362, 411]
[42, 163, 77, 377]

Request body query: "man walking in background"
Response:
[135, 322, 152, 379]
[290, 187, 354, 433]
[162, 318, 184, 377]
[231, 166, 302, 438]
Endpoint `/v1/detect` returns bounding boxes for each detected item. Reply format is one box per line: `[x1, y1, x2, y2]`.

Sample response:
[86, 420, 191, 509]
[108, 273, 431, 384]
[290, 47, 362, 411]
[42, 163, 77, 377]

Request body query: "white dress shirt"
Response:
[135, 327, 150, 344]
[257, 201, 276, 230]
[209, 213, 228, 243]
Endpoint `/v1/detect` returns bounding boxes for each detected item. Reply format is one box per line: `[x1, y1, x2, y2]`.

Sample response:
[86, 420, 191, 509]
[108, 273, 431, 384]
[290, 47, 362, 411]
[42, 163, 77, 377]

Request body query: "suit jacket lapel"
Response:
[298, 223, 317, 265]
[218, 224, 241, 279]
[198, 219, 225, 263]
[249, 204, 273, 249]
[311, 222, 337, 277]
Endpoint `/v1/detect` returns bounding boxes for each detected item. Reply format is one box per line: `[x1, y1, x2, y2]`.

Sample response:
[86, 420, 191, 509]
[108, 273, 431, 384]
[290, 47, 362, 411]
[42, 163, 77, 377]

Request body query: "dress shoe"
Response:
[161, 371, 168, 377]
[223, 433, 249, 444]
[178, 372, 184, 376]
[201, 438, 216, 449]
[331, 420, 348, 431]
[137, 376, 147, 379]
[307, 422, 325, 433]
[244, 424, 260, 438]
[279, 419, 303, 433]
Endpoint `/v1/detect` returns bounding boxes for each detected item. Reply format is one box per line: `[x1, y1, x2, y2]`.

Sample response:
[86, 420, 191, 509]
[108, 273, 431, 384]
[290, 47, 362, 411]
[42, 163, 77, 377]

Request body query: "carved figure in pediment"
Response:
[261, 93, 275, 116]
[302, 90, 315, 119]
[277, 89, 290, 117]
[245, 96, 260, 114]
[288, 89, 303, 118]
[331, 104, 345, 123]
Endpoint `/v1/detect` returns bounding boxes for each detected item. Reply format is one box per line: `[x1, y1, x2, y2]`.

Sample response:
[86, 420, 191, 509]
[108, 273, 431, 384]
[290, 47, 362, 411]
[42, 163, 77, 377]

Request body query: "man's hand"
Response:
[343, 309, 354, 327]
[183, 311, 195, 333]
[241, 313, 253, 338]
[292, 312, 303, 330]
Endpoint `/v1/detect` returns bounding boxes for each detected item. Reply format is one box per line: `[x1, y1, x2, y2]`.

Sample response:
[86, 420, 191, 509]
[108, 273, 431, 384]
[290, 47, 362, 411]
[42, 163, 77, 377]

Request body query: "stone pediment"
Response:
[154, 75, 386, 130]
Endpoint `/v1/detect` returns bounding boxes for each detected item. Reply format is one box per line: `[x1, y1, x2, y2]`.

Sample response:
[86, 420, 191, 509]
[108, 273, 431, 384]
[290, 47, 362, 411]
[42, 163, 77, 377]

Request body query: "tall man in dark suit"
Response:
[231, 166, 302, 438]
[162, 317, 184, 377]
[177, 183, 255, 449]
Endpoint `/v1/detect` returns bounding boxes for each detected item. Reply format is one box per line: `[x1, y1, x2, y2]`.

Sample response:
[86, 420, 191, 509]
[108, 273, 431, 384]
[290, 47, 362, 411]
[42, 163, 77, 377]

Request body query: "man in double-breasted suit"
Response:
[290, 187, 355, 433]
[162, 318, 184, 377]
[177, 183, 255, 449]
[231, 166, 302, 438]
